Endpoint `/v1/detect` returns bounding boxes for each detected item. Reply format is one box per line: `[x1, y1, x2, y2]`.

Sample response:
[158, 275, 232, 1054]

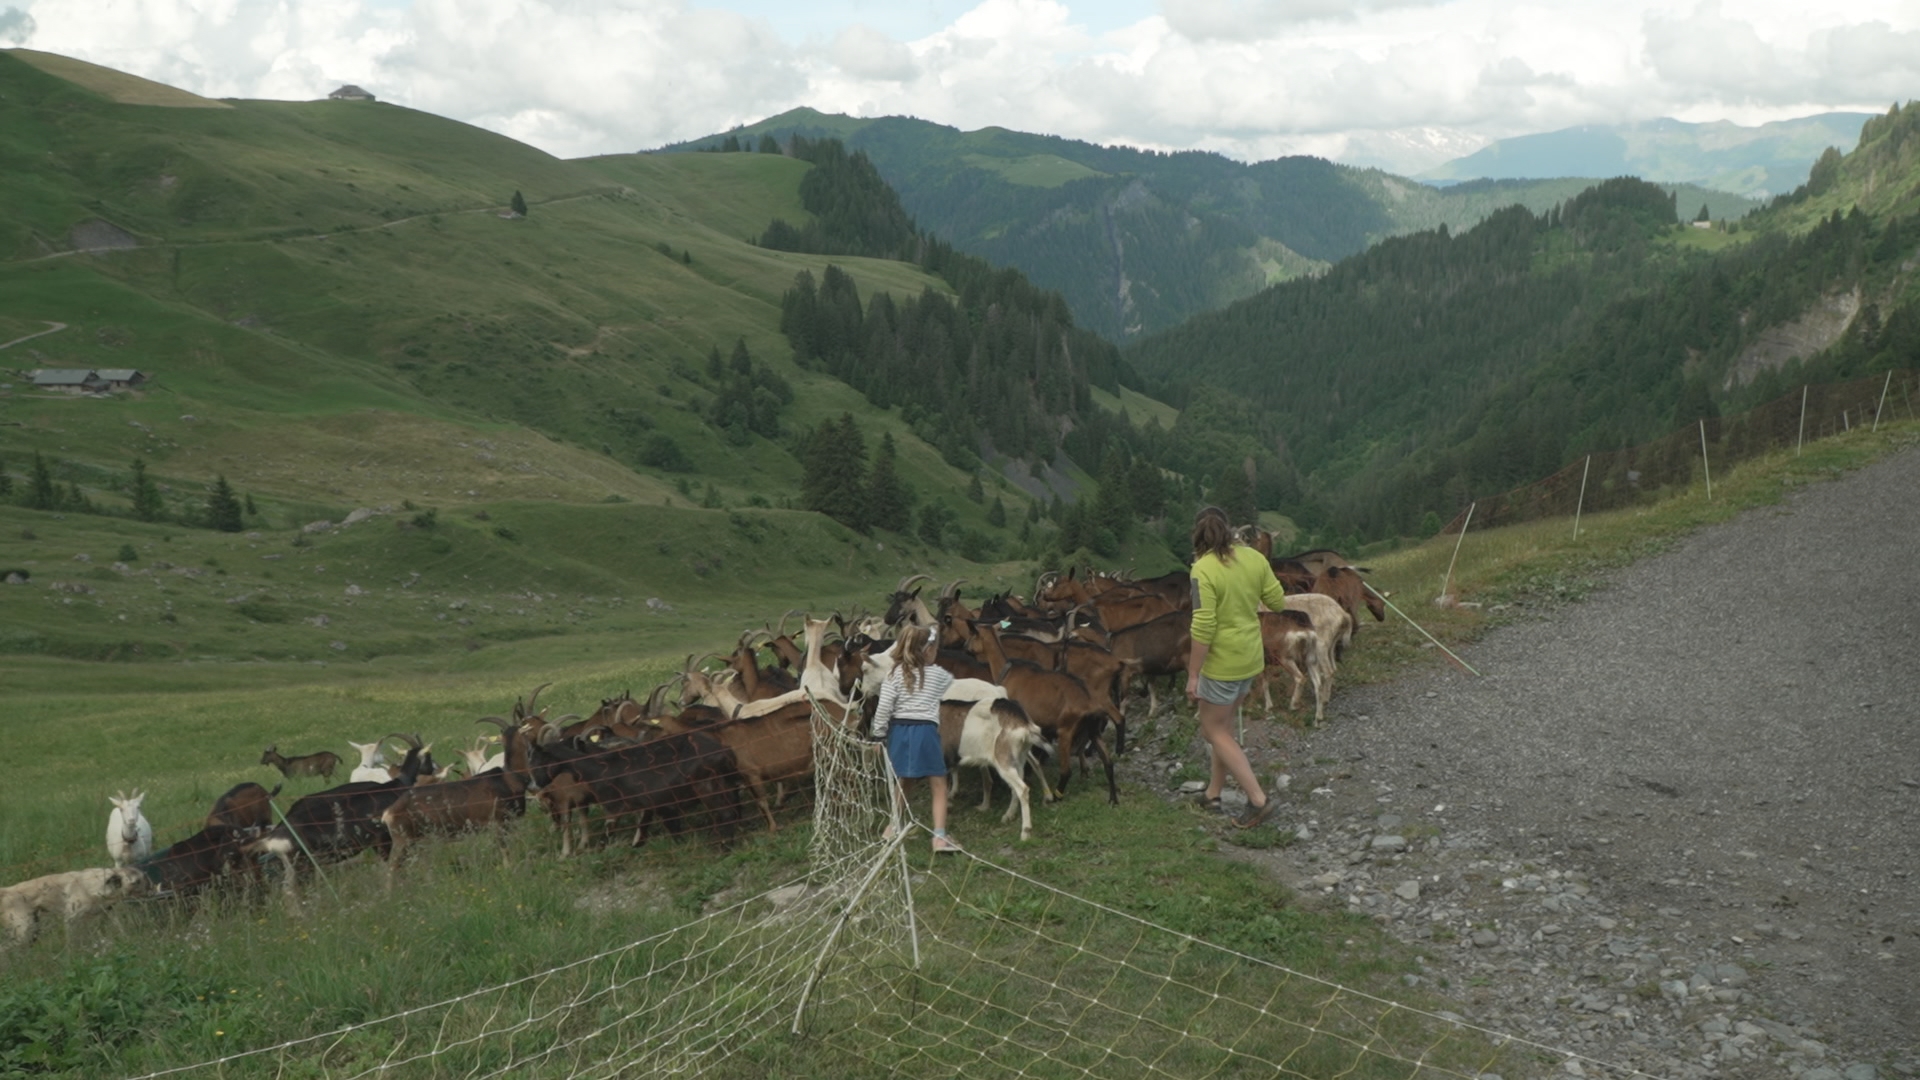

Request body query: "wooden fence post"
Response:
[1699, 420, 1713, 502]
[1572, 455, 1591, 540]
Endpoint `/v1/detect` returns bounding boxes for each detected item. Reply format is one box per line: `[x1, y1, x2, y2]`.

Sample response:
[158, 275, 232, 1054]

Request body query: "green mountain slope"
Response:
[0, 49, 1108, 663]
[1124, 106, 1920, 541]
[1419, 113, 1874, 197]
[676, 109, 1754, 341]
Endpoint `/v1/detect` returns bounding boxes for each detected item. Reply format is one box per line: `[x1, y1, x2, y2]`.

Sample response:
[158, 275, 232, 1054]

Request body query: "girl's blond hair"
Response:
[895, 624, 935, 694]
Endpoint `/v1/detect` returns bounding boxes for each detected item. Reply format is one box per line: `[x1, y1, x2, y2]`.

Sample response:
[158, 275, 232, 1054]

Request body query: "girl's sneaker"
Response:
[931, 835, 963, 854]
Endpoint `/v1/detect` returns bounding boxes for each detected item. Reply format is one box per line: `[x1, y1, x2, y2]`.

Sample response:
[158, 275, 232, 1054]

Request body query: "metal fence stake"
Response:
[1873, 370, 1892, 432]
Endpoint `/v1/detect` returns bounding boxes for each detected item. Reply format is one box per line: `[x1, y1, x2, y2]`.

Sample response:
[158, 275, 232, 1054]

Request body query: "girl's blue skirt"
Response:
[886, 720, 946, 779]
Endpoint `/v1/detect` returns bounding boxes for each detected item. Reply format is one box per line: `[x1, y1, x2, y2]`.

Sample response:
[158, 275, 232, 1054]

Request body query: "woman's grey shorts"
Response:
[1195, 674, 1253, 706]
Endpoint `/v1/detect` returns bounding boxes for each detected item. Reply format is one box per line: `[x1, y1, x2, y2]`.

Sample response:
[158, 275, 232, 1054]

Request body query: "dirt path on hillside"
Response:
[0, 320, 67, 350]
[1129, 447, 1919, 1080]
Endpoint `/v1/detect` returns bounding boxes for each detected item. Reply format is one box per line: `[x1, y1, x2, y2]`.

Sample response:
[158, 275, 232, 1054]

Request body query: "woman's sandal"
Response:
[1195, 794, 1222, 814]
[1234, 798, 1279, 830]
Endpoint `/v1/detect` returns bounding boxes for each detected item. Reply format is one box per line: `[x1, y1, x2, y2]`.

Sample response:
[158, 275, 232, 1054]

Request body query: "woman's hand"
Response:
[1185, 672, 1201, 702]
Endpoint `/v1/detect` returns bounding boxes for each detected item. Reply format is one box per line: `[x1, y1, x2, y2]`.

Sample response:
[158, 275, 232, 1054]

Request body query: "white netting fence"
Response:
[122, 698, 1663, 1080]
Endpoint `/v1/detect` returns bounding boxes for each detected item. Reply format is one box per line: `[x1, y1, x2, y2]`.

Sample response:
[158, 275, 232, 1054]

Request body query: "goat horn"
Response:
[895, 572, 932, 593]
[692, 651, 724, 672]
[941, 578, 968, 601]
[475, 716, 512, 731]
[525, 682, 552, 713]
[552, 713, 582, 724]
[386, 732, 423, 749]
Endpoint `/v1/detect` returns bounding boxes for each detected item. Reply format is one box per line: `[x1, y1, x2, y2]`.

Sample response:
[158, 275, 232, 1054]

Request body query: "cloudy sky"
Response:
[5, 0, 1917, 173]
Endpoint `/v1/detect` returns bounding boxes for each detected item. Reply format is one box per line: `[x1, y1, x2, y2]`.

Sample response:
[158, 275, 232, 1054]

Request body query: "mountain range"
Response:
[673, 110, 1756, 342]
[1418, 113, 1875, 197]
[3, 44, 1913, 574]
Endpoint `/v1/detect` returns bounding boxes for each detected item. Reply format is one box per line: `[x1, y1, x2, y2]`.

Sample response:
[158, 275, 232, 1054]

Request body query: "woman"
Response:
[1186, 506, 1287, 829]
[870, 624, 961, 852]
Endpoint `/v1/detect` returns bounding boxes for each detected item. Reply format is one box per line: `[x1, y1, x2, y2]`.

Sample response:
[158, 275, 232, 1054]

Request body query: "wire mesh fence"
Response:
[1441, 369, 1919, 536]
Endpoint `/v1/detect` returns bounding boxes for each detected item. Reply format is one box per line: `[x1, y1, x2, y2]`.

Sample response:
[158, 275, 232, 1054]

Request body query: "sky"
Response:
[4, 0, 1918, 174]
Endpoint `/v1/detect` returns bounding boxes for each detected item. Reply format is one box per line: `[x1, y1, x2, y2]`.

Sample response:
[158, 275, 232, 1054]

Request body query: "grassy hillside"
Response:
[678, 109, 1756, 341]
[0, 50, 1058, 582]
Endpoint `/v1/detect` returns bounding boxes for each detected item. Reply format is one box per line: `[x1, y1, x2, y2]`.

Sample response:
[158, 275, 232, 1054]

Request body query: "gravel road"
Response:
[1133, 448, 1919, 1080]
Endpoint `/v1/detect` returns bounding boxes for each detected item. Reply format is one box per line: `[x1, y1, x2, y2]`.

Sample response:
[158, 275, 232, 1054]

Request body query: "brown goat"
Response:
[1312, 564, 1385, 626]
[1254, 609, 1329, 723]
[1105, 611, 1192, 716]
[965, 620, 1119, 804]
[206, 782, 282, 832]
[647, 698, 848, 831]
[381, 719, 531, 875]
[259, 745, 340, 781]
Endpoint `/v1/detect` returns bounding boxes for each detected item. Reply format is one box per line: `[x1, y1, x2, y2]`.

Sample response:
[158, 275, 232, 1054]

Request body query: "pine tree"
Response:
[801, 414, 869, 530]
[206, 475, 244, 532]
[966, 474, 985, 503]
[510, 190, 528, 217]
[865, 433, 912, 532]
[1694, 203, 1711, 223]
[1212, 464, 1256, 526]
[26, 451, 56, 510]
[129, 458, 164, 521]
[986, 495, 1007, 528]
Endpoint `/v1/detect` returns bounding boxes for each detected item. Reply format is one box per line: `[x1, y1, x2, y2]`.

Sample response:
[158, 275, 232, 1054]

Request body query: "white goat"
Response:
[105, 790, 153, 868]
[861, 648, 1055, 840]
[798, 615, 846, 706]
[2, 867, 149, 947]
[459, 735, 506, 775]
[349, 739, 393, 783]
[1282, 593, 1352, 704]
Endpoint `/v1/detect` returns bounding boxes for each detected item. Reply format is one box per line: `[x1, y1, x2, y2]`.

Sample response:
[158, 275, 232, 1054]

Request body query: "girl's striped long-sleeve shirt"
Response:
[870, 665, 954, 738]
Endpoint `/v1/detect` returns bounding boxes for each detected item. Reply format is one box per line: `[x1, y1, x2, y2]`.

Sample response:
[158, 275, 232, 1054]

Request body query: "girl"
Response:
[871, 624, 961, 852]
[1186, 505, 1287, 829]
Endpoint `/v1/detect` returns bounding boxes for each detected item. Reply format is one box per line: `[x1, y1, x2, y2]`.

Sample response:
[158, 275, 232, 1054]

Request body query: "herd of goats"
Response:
[3, 538, 1387, 948]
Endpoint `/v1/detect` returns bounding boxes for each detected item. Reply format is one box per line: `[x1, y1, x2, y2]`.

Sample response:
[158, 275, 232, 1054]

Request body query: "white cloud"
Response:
[0, 5, 34, 44]
[1161, 0, 1452, 41]
[10, 0, 1917, 170]
[829, 24, 918, 81]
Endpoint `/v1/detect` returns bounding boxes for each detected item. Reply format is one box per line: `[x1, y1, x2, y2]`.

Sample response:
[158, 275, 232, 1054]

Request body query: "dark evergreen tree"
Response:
[26, 451, 56, 511]
[865, 433, 912, 532]
[801, 414, 869, 529]
[757, 134, 781, 154]
[966, 474, 985, 503]
[1212, 463, 1256, 526]
[510, 190, 528, 216]
[916, 502, 954, 548]
[986, 495, 1007, 528]
[207, 475, 244, 532]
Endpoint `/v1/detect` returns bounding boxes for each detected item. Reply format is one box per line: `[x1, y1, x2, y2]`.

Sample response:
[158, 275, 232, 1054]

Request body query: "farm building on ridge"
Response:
[328, 85, 375, 101]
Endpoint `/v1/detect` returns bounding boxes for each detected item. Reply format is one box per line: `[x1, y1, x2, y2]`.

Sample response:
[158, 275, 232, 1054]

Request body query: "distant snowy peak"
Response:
[1331, 126, 1490, 176]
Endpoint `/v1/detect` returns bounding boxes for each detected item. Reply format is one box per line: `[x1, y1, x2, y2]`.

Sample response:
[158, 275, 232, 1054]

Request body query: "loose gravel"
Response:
[1128, 448, 1920, 1080]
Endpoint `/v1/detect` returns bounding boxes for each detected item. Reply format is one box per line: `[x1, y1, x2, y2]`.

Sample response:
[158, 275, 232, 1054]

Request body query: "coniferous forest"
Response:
[740, 105, 1919, 549]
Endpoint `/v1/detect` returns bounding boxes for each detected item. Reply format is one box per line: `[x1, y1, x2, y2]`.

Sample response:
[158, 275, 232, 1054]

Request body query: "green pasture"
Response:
[0, 409, 1905, 1076]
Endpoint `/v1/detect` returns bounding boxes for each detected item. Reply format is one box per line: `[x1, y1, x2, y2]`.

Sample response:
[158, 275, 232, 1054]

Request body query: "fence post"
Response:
[1572, 455, 1591, 540]
[1699, 420, 1713, 502]
[1873, 370, 1892, 432]
[1797, 385, 1808, 456]
[1440, 502, 1474, 602]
